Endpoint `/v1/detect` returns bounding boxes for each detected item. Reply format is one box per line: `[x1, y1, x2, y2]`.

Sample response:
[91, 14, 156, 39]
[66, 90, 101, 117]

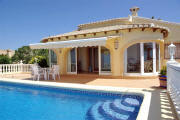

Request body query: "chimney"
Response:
[130, 7, 140, 16]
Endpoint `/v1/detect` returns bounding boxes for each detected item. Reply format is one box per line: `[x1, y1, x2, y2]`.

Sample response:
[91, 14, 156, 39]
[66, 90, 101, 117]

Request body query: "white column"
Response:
[0, 65, 2, 74]
[98, 46, 101, 75]
[49, 49, 51, 67]
[153, 42, 156, 74]
[159, 45, 161, 72]
[140, 43, 144, 75]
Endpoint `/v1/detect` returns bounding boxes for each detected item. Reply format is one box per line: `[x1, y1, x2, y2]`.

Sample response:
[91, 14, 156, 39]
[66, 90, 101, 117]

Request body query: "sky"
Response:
[0, 0, 179, 50]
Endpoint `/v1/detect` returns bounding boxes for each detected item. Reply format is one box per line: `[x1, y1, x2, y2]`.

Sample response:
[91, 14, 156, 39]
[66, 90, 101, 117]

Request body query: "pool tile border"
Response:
[0, 78, 151, 120]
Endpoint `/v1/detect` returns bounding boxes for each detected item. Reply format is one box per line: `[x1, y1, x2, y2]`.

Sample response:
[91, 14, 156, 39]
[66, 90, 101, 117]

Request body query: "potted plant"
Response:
[159, 66, 167, 88]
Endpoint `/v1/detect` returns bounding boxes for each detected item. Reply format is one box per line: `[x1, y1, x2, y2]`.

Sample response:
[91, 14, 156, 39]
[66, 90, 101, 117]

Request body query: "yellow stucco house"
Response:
[30, 7, 180, 78]
[0, 49, 15, 58]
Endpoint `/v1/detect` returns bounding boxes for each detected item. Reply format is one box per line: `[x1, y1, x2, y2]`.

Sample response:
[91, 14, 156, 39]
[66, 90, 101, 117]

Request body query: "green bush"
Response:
[29, 56, 49, 68]
[160, 66, 167, 76]
[11, 46, 49, 64]
[11, 46, 32, 64]
[0, 55, 11, 64]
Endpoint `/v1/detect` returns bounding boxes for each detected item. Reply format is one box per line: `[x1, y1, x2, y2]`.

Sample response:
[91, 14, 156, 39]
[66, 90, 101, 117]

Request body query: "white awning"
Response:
[29, 37, 107, 49]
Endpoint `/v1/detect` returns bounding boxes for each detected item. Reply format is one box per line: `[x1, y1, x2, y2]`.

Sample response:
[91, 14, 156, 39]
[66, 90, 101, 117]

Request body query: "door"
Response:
[93, 47, 99, 72]
[125, 42, 159, 75]
[144, 43, 153, 73]
[88, 47, 99, 73]
[67, 48, 77, 74]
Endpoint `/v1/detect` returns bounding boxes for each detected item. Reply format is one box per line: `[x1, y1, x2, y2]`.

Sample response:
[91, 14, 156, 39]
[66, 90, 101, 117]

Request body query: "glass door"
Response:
[93, 47, 99, 72]
[125, 42, 159, 75]
[126, 43, 140, 73]
[144, 43, 153, 73]
[101, 47, 111, 72]
[67, 48, 77, 74]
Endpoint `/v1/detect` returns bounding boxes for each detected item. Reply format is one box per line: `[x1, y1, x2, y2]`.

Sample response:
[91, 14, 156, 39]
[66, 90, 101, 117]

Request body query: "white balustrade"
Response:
[167, 61, 180, 119]
[0, 64, 32, 74]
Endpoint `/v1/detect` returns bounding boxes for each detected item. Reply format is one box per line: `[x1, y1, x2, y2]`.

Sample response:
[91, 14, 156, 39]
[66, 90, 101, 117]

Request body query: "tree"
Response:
[0, 55, 11, 64]
[12, 46, 32, 64]
[11, 46, 49, 64]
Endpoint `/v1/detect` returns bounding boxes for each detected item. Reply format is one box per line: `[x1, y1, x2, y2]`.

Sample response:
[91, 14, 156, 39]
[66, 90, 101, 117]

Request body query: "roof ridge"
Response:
[78, 17, 129, 27]
[134, 16, 180, 26]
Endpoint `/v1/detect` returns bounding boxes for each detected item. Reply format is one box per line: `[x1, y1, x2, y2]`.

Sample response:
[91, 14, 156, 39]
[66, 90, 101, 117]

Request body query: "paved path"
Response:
[1, 73, 160, 88]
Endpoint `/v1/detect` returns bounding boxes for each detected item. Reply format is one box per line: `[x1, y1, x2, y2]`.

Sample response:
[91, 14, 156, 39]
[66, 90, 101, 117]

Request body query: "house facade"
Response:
[0, 49, 15, 58]
[30, 7, 180, 77]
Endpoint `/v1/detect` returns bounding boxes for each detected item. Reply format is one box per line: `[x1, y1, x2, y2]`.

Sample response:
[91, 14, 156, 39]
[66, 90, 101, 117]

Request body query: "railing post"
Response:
[0, 64, 33, 74]
[0, 65, 2, 74]
[2, 65, 3, 74]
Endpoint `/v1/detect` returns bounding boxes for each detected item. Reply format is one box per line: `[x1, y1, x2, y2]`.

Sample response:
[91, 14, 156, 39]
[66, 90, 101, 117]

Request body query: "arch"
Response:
[56, 48, 72, 74]
[124, 41, 161, 75]
[125, 43, 141, 73]
[122, 39, 164, 54]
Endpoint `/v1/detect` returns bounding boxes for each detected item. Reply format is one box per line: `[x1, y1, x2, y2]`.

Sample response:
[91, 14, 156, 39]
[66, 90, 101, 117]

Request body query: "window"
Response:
[50, 50, 57, 65]
[164, 43, 180, 59]
[67, 48, 76, 73]
[144, 43, 153, 73]
[101, 47, 111, 71]
[126, 42, 160, 74]
[127, 43, 140, 73]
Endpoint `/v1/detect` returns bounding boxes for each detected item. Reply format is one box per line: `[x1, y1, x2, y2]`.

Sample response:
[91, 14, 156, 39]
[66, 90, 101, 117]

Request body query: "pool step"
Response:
[99, 101, 129, 120]
[86, 102, 105, 120]
[86, 97, 140, 120]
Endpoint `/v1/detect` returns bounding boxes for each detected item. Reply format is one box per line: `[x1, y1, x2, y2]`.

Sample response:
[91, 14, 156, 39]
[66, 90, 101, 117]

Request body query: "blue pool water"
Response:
[0, 81, 143, 120]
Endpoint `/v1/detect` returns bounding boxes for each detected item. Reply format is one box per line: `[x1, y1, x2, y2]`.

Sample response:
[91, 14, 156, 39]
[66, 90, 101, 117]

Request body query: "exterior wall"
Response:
[113, 29, 164, 76]
[132, 17, 180, 66]
[77, 47, 89, 72]
[133, 17, 180, 43]
[47, 16, 180, 77]
[53, 28, 164, 77]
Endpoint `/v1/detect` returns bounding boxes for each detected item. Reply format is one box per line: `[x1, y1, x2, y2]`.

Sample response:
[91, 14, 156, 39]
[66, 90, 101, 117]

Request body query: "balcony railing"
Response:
[167, 61, 180, 119]
[0, 64, 32, 74]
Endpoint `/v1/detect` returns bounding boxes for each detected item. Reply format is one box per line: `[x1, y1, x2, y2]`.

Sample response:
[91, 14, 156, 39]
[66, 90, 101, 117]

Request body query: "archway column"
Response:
[111, 48, 123, 76]
[49, 49, 51, 67]
[153, 42, 156, 74]
[140, 43, 144, 75]
[98, 46, 101, 75]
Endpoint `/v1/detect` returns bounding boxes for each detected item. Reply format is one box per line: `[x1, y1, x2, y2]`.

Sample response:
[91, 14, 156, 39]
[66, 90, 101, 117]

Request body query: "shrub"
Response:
[160, 66, 167, 76]
[0, 55, 11, 64]
[29, 56, 49, 68]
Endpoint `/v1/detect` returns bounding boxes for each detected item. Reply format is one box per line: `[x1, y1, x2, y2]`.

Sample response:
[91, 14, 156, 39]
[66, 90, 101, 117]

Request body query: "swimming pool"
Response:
[0, 80, 144, 120]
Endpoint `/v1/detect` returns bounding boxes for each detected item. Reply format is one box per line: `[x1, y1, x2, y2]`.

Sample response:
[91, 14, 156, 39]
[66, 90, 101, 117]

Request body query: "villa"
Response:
[0, 49, 15, 58]
[30, 7, 180, 78]
[1, 6, 180, 120]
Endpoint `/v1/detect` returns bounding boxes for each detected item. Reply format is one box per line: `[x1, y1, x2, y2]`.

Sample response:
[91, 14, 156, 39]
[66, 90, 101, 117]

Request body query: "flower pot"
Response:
[159, 75, 167, 88]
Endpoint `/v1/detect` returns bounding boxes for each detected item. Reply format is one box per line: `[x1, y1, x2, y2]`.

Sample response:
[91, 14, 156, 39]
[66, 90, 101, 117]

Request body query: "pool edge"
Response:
[0, 78, 151, 120]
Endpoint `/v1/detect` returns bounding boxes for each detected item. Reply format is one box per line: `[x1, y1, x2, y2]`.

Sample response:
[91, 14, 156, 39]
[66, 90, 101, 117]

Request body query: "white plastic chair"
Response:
[32, 66, 46, 81]
[48, 65, 60, 80]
